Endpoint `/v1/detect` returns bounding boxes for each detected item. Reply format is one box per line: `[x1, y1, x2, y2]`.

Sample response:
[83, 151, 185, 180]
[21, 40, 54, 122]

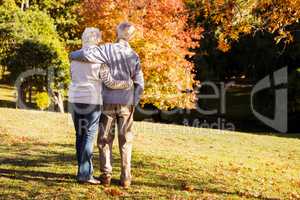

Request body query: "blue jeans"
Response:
[70, 103, 101, 181]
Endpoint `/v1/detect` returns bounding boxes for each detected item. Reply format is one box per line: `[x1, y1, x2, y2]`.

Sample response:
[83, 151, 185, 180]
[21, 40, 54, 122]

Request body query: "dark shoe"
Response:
[78, 177, 101, 185]
[120, 180, 131, 189]
[99, 174, 112, 187]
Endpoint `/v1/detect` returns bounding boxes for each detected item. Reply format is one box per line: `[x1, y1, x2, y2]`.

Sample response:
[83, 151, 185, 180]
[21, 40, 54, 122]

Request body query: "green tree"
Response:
[0, 2, 69, 110]
[14, 0, 83, 50]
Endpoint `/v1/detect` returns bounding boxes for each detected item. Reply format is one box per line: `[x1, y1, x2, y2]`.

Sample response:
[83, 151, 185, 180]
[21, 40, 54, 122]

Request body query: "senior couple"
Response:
[68, 22, 144, 188]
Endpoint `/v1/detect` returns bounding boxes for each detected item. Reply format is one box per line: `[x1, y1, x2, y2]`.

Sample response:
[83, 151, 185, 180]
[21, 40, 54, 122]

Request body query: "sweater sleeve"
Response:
[99, 64, 133, 90]
[132, 56, 144, 106]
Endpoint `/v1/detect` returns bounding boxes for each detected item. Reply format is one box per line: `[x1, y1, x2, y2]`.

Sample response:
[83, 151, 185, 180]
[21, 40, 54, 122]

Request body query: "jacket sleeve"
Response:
[132, 56, 144, 106]
[70, 46, 106, 64]
[99, 64, 133, 90]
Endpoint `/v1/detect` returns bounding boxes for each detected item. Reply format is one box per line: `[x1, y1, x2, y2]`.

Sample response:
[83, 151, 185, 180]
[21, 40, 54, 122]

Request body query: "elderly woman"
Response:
[68, 27, 133, 184]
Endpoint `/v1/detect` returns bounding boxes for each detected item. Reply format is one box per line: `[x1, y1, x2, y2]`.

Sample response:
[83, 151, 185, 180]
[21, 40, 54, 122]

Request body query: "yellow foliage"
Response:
[35, 92, 51, 111]
[80, 0, 203, 109]
[193, 0, 300, 51]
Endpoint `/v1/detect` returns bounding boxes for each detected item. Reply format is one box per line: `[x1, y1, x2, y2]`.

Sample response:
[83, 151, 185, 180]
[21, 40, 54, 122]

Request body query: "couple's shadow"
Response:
[0, 168, 75, 184]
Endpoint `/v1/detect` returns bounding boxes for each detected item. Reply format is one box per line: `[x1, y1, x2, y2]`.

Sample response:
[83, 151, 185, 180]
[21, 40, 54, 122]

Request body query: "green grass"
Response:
[0, 108, 300, 199]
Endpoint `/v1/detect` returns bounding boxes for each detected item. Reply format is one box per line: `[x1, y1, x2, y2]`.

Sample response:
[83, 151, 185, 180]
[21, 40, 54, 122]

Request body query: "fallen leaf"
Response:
[104, 188, 124, 196]
[181, 182, 195, 192]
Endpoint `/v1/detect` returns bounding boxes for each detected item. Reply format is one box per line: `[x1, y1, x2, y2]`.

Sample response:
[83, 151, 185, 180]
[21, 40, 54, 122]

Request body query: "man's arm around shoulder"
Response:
[69, 46, 106, 64]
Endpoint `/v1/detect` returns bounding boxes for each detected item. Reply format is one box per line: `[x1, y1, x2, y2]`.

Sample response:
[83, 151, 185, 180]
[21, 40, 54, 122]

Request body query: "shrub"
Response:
[0, 3, 70, 89]
[35, 92, 51, 110]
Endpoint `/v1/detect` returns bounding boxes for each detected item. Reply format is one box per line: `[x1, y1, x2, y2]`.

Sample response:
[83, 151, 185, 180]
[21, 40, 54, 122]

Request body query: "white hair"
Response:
[81, 27, 101, 47]
[116, 22, 136, 41]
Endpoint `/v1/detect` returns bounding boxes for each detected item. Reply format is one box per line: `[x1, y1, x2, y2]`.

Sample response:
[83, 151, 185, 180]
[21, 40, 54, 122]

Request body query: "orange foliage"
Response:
[190, 0, 300, 52]
[80, 0, 203, 109]
[254, 0, 300, 44]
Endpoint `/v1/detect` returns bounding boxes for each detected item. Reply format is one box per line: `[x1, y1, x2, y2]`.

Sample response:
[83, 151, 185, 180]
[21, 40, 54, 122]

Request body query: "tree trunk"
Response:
[53, 92, 64, 113]
[17, 84, 27, 109]
[29, 84, 32, 103]
[21, 0, 30, 11]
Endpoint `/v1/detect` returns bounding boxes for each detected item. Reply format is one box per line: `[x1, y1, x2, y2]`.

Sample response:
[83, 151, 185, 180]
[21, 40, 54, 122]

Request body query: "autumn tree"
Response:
[187, 0, 300, 116]
[187, 0, 300, 52]
[80, 0, 203, 109]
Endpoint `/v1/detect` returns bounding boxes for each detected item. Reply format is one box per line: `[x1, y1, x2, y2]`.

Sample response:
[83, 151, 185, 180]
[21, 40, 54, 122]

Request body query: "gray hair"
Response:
[116, 22, 136, 40]
[81, 27, 101, 47]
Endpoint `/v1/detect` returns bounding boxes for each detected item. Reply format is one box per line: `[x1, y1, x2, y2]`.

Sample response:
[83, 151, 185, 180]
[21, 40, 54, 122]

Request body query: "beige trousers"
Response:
[97, 104, 134, 181]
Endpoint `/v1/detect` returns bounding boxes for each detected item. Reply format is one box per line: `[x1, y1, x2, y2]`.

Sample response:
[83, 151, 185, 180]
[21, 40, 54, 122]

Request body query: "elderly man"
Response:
[68, 27, 133, 185]
[70, 22, 144, 188]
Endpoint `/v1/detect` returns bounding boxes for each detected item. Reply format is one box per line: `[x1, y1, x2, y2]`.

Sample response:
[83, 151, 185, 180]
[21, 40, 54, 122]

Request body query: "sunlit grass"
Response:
[0, 108, 300, 199]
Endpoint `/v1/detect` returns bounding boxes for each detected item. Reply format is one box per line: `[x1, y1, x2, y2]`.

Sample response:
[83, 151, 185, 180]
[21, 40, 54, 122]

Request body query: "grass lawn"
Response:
[0, 108, 300, 199]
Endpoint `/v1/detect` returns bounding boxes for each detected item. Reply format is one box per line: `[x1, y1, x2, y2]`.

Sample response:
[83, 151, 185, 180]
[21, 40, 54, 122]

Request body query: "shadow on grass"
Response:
[0, 151, 75, 168]
[0, 143, 75, 168]
[0, 168, 76, 183]
[0, 100, 15, 108]
[103, 152, 274, 199]
[0, 139, 76, 183]
[0, 135, 283, 199]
